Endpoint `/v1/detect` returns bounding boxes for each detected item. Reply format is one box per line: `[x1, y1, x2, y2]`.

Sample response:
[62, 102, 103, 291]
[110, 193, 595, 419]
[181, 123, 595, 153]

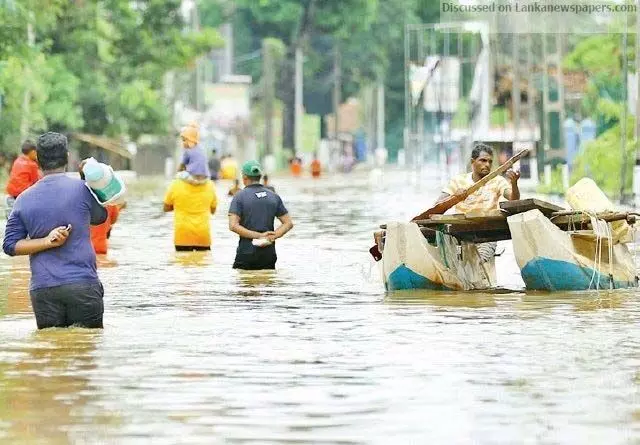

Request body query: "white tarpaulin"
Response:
[409, 57, 440, 106]
[423, 56, 460, 113]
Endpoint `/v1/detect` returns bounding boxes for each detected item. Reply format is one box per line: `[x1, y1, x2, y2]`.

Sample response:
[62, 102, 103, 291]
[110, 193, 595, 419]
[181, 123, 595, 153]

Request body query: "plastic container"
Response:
[82, 158, 125, 204]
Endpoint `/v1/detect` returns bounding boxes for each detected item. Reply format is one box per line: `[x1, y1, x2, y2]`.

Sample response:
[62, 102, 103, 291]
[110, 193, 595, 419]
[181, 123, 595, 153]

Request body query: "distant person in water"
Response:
[176, 122, 210, 185]
[6, 140, 42, 203]
[208, 149, 221, 181]
[228, 179, 242, 196]
[91, 202, 125, 255]
[163, 172, 218, 252]
[310, 153, 321, 178]
[289, 155, 302, 177]
[262, 174, 275, 192]
[228, 160, 294, 270]
[2, 132, 108, 329]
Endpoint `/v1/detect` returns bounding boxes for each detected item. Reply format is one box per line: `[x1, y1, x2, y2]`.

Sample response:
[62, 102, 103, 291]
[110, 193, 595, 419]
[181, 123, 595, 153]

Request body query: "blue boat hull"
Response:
[520, 257, 637, 291]
[386, 265, 452, 291]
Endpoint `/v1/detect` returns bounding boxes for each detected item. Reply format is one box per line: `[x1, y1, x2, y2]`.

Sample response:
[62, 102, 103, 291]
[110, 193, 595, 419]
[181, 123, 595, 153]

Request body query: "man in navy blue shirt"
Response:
[3, 132, 108, 329]
[228, 160, 294, 270]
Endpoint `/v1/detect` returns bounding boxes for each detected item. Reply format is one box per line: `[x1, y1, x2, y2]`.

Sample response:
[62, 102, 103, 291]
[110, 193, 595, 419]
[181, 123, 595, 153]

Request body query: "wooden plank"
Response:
[500, 198, 565, 215]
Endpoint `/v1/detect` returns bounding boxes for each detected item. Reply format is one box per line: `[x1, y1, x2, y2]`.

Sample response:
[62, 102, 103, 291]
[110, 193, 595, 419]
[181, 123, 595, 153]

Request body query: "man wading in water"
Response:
[228, 160, 294, 270]
[2, 132, 108, 329]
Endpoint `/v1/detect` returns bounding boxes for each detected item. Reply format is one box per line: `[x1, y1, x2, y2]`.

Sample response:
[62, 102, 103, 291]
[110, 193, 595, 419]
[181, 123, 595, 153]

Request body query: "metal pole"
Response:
[512, 32, 521, 148]
[404, 24, 411, 173]
[620, 20, 629, 201]
[20, 12, 34, 141]
[263, 40, 274, 156]
[635, 3, 640, 202]
[332, 43, 341, 141]
[377, 77, 385, 153]
[295, 45, 303, 154]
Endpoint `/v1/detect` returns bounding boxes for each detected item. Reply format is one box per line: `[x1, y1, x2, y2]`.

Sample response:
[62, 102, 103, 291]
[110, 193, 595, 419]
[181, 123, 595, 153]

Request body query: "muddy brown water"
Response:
[1, 171, 639, 444]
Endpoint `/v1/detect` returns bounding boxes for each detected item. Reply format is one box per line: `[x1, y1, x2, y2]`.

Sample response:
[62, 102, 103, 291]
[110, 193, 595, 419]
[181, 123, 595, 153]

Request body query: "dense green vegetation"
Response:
[0, 0, 221, 152]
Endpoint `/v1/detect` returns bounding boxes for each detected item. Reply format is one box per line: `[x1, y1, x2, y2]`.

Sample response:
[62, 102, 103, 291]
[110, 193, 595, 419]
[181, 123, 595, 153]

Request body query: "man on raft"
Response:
[373, 143, 522, 261]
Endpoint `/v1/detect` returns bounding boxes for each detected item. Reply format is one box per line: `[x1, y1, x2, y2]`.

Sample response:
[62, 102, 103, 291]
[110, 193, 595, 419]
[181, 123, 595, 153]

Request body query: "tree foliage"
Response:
[0, 0, 222, 151]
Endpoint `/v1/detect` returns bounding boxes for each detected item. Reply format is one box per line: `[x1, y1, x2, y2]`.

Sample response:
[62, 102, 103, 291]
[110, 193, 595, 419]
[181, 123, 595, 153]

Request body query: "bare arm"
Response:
[12, 227, 70, 256]
[504, 170, 521, 200]
[272, 213, 294, 240]
[228, 213, 271, 239]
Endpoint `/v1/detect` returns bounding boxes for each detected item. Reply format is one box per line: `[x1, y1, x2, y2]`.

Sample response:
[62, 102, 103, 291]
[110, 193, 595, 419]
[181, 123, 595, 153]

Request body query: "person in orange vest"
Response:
[310, 152, 321, 178]
[91, 203, 125, 254]
[6, 140, 42, 203]
[289, 154, 302, 177]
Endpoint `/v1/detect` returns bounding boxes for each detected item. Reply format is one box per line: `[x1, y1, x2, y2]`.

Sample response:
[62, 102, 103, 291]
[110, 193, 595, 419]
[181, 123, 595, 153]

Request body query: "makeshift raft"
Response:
[378, 199, 640, 292]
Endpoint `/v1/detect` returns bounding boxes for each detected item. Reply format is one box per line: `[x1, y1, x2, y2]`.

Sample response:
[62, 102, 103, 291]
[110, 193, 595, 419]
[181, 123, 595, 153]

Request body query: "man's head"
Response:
[263, 174, 270, 185]
[36, 132, 68, 171]
[470, 144, 493, 178]
[21, 140, 37, 161]
[241, 160, 262, 186]
[180, 123, 199, 148]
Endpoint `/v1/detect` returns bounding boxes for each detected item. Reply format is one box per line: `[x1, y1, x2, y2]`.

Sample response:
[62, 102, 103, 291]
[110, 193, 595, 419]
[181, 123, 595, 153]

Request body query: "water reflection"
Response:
[0, 329, 109, 444]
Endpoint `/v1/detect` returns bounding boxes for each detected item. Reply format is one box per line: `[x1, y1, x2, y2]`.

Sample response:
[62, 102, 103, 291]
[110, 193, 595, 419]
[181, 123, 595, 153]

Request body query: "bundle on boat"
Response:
[375, 179, 640, 292]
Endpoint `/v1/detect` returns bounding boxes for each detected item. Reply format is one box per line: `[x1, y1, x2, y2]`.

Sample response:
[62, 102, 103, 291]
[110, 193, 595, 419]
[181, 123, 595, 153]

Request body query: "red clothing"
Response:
[6, 155, 41, 198]
[91, 206, 120, 254]
[310, 159, 321, 178]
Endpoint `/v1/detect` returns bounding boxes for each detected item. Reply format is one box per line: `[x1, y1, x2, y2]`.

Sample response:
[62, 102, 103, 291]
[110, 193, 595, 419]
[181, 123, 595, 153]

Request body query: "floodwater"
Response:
[1, 169, 639, 444]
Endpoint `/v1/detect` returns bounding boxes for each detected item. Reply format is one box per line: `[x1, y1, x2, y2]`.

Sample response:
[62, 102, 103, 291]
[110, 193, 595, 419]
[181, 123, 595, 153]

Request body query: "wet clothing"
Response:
[442, 172, 512, 214]
[30, 281, 104, 329]
[311, 159, 321, 178]
[91, 205, 120, 254]
[232, 248, 278, 270]
[228, 183, 288, 270]
[175, 245, 211, 252]
[181, 145, 210, 178]
[163, 179, 217, 249]
[2, 173, 107, 330]
[3, 174, 107, 291]
[6, 154, 42, 198]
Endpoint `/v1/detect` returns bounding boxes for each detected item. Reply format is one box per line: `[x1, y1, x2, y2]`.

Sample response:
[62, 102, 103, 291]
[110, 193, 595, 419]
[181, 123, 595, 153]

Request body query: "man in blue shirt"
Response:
[228, 160, 294, 270]
[2, 132, 108, 329]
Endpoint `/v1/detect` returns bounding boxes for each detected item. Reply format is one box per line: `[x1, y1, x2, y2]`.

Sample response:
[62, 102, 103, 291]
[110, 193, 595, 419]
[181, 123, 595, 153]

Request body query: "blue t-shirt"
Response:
[228, 184, 288, 254]
[2, 174, 107, 290]
[182, 145, 210, 177]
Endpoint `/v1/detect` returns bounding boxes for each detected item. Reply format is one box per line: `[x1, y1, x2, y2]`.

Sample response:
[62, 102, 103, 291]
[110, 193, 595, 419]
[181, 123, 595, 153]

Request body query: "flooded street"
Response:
[1, 170, 640, 444]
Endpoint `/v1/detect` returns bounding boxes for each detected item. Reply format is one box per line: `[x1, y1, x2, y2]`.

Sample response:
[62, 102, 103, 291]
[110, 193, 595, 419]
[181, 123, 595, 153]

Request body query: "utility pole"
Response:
[263, 40, 275, 156]
[377, 77, 385, 153]
[620, 18, 630, 202]
[332, 43, 341, 141]
[294, 45, 303, 154]
[634, 6, 640, 202]
[20, 12, 34, 142]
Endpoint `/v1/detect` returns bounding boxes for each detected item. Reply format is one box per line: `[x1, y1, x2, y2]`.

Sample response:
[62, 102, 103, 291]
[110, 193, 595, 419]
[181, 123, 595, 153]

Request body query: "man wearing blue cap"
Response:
[228, 160, 294, 269]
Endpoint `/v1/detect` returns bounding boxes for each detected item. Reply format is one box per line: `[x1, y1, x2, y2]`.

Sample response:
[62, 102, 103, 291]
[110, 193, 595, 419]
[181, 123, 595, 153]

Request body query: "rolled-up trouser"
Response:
[233, 246, 277, 270]
[30, 281, 104, 330]
[476, 242, 497, 263]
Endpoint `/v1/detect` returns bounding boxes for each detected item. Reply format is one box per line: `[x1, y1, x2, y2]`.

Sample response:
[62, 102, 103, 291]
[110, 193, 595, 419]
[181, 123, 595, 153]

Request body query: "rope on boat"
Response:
[585, 212, 614, 291]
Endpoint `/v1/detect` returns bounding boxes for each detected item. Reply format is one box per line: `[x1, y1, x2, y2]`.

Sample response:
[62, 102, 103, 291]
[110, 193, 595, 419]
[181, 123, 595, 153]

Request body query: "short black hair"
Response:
[263, 174, 269, 181]
[36, 132, 68, 171]
[21, 140, 36, 155]
[471, 143, 493, 160]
